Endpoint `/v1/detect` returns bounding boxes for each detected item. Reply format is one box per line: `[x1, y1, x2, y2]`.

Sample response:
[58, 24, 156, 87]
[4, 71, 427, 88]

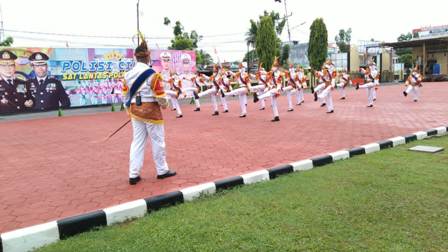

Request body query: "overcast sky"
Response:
[1, 0, 447, 61]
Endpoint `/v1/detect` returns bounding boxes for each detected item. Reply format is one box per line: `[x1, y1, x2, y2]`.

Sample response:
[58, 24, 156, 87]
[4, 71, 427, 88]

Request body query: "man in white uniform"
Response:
[224, 63, 250, 118]
[123, 35, 176, 185]
[403, 66, 423, 102]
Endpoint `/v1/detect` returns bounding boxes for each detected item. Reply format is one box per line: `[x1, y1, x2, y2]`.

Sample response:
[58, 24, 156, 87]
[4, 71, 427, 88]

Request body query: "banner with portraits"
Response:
[0, 48, 196, 115]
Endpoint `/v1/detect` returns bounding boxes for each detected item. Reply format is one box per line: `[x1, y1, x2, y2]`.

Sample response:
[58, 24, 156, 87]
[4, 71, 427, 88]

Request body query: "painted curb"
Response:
[1, 125, 447, 252]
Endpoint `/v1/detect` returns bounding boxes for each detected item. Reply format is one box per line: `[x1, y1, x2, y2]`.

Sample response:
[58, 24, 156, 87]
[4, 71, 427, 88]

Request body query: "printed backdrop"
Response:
[2, 48, 195, 113]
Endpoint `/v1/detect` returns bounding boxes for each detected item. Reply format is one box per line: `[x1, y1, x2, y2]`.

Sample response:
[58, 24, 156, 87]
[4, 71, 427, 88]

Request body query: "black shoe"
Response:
[171, 108, 176, 111]
[326, 110, 334, 113]
[157, 170, 177, 179]
[356, 84, 359, 90]
[259, 107, 265, 110]
[414, 99, 418, 102]
[129, 176, 141, 185]
[403, 91, 407, 97]
[340, 97, 346, 100]
[373, 98, 376, 101]
[176, 114, 183, 118]
[314, 92, 318, 101]
[367, 104, 373, 108]
[296, 103, 301, 106]
[287, 108, 294, 112]
[271, 116, 280, 122]
[223, 110, 229, 113]
[239, 114, 246, 118]
[194, 108, 200, 112]
[320, 103, 326, 107]
[253, 93, 259, 103]
[212, 111, 219, 116]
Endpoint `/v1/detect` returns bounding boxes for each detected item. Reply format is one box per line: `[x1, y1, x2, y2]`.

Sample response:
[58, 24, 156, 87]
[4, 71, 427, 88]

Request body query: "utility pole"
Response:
[136, 0, 140, 45]
[283, 0, 291, 44]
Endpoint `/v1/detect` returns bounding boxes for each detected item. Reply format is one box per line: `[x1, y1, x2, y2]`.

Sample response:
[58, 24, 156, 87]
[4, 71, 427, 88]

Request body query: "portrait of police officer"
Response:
[0, 49, 34, 114]
[28, 52, 71, 111]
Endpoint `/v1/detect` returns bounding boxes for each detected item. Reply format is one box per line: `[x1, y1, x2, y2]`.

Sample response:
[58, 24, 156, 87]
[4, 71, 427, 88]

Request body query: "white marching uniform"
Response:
[359, 68, 378, 106]
[258, 70, 281, 119]
[124, 62, 170, 178]
[295, 70, 306, 105]
[284, 68, 298, 111]
[317, 71, 334, 112]
[225, 68, 249, 116]
[314, 71, 327, 105]
[200, 73, 229, 112]
[163, 75, 183, 117]
[336, 73, 351, 99]
[250, 71, 267, 109]
[404, 71, 422, 101]
[180, 73, 201, 110]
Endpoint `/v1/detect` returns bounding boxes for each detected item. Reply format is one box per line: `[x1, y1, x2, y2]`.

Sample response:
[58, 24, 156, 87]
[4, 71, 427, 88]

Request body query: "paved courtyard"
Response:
[0, 83, 447, 233]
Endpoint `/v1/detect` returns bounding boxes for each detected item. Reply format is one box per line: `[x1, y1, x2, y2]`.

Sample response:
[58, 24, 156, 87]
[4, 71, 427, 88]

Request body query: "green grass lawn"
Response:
[38, 136, 448, 252]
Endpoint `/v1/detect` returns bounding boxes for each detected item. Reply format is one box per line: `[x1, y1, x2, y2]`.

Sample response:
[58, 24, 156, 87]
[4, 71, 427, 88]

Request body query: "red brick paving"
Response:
[0, 83, 447, 233]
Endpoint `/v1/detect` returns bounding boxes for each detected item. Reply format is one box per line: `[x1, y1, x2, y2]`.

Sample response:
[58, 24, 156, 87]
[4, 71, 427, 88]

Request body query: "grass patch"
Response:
[38, 137, 448, 251]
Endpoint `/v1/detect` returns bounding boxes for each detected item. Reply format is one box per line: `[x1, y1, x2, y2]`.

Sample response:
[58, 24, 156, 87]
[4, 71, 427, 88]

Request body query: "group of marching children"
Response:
[155, 57, 423, 121]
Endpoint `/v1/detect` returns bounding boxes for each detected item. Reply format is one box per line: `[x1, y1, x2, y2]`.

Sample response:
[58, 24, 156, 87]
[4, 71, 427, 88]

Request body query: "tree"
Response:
[335, 28, 352, 53]
[396, 32, 413, 68]
[397, 32, 412, 42]
[280, 44, 290, 67]
[245, 19, 258, 47]
[246, 11, 285, 67]
[243, 50, 258, 63]
[163, 18, 212, 66]
[307, 18, 328, 71]
[256, 15, 278, 69]
[164, 18, 202, 50]
[196, 49, 213, 67]
[0, 37, 13, 47]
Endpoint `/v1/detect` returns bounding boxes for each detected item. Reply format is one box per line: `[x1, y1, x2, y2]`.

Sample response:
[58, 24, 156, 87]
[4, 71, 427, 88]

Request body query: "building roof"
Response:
[381, 35, 448, 48]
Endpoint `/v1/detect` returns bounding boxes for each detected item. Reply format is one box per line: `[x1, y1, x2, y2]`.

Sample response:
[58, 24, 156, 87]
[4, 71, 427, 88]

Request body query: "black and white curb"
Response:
[1, 126, 447, 252]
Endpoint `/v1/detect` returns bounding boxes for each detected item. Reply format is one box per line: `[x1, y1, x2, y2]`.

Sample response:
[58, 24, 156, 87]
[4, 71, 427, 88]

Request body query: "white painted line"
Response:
[329, 150, 350, 161]
[1, 221, 59, 252]
[290, 159, 313, 172]
[388, 136, 406, 147]
[104, 199, 147, 226]
[361, 143, 381, 154]
[413, 131, 428, 140]
[435, 126, 447, 136]
[180, 182, 216, 202]
[241, 170, 270, 185]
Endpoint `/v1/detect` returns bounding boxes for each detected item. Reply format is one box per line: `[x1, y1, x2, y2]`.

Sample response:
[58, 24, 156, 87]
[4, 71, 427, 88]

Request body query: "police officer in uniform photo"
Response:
[0, 49, 34, 114]
[28, 52, 71, 111]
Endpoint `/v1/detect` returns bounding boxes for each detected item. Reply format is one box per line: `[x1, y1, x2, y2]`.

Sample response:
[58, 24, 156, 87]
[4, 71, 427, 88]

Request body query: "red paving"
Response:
[0, 83, 447, 233]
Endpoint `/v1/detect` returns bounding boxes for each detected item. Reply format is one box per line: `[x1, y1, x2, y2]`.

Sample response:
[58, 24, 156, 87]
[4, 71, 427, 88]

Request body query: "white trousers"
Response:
[220, 96, 229, 111]
[225, 87, 248, 115]
[165, 90, 182, 115]
[270, 95, 279, 117]
[183, 87, 200, 108]
[129, 119, 169, 178]
[283, 86, 296, 109]
[405, 85, 420, 101]
[359, 83, 376, 106]
[314, 83, 326, 104]
[250, 84, 266, 109]
[336, 83, 346, 98]
[199, 87, 220, 112]
[296, 88, 304, 104]
[317, 86, 334, 112]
